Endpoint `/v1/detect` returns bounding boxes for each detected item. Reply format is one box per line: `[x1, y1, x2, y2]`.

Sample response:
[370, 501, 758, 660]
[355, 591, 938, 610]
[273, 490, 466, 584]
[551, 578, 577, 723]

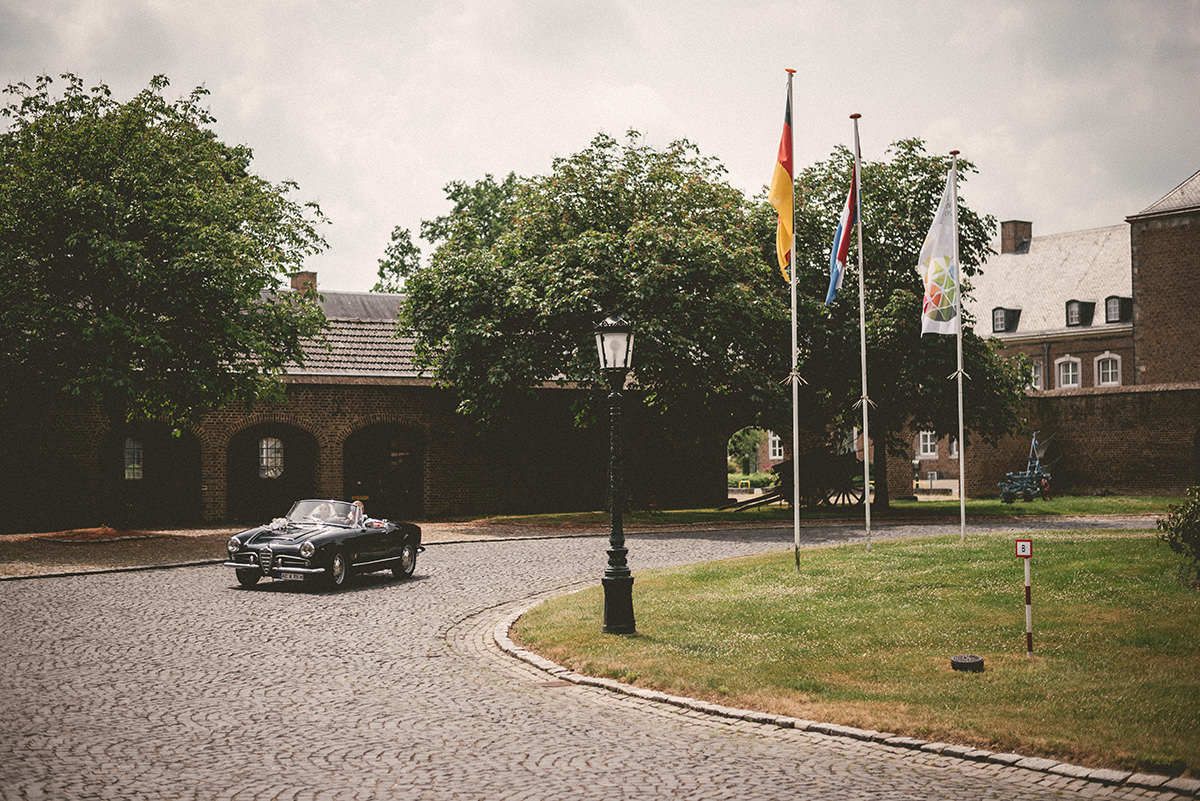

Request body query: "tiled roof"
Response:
[963, 224, 1131, 338]
[1129, 168, 1200, 219]
[287, 290, 429, 380]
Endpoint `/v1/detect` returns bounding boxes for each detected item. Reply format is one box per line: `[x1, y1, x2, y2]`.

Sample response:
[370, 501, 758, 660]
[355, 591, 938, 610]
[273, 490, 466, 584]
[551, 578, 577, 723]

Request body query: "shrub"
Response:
[727, 472, 777, 489]
[1157, 486, 1200, 567]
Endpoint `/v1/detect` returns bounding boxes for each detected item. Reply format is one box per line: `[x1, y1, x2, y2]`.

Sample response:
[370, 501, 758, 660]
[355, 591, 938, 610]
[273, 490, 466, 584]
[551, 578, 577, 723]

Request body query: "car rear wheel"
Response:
[393, 542, 418, 579]
[327, 550, 351, 590]
[236, 569, 260, 588]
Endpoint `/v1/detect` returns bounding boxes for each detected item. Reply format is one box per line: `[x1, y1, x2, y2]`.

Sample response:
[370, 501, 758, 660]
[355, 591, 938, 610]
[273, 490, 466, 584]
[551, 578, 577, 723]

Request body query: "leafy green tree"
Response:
[373, 225, 421, 293]
[728, 427, 767, 474]
[400, 132, 791, 427]
[791, 139, 1029, 507]
[420, 172, 520, 251]
[0, 74, 328, 427]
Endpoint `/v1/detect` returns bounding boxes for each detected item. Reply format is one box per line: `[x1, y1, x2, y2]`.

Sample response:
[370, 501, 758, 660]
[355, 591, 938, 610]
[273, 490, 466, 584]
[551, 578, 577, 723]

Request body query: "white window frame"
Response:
[918, 431, 938, 459]
[992, 308, 1007, 332]
[1105, 297, 1122, 323]
[1066, 301, 1081, 326]
[768, 432, 784, 461]
[124, 437, 143, 481]
[1094, 351, 1121, 387]
[1055, 355, 1081, 389]
[1029, 360, 1043, 390]
[259, 436, 284, 479]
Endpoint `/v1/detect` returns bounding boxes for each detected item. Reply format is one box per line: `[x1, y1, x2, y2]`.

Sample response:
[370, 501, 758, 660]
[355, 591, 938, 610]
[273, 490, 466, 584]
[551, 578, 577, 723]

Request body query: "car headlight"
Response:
[299, 541, 314, 558]
[227, 537, 241, 554]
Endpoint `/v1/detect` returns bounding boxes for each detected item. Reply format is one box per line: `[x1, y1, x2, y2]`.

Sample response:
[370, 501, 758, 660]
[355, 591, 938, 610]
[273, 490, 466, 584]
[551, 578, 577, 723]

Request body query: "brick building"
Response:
[887, 168, 1200, 500]
[5, 273, 730, 533]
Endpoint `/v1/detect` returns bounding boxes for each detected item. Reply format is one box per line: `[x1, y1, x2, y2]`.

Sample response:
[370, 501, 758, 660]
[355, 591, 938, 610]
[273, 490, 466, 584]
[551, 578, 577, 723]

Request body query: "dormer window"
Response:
[992, 307, 1021, 333]
[1065, 300, 1095, 327]
[1105, 295, 1132, 323]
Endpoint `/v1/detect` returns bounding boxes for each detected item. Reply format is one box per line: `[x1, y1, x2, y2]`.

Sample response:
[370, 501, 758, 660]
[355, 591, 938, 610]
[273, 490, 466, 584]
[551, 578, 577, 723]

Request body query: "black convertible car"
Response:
[223, 499, 423, 589]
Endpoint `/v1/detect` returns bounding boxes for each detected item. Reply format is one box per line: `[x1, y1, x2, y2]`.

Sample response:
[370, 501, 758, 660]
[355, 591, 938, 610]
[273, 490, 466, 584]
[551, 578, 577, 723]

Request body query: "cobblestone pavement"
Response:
[1, 517, 1189, 800]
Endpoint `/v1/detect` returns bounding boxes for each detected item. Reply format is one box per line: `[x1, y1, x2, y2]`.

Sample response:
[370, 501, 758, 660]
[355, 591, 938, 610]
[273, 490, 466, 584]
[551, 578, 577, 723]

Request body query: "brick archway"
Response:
[343, 423, 426, 520]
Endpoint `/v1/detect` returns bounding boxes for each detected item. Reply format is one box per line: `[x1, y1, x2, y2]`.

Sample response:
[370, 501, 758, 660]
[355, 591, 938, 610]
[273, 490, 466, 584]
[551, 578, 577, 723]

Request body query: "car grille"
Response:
[277, 555, 308, 568]
[260, 545, 273, 575]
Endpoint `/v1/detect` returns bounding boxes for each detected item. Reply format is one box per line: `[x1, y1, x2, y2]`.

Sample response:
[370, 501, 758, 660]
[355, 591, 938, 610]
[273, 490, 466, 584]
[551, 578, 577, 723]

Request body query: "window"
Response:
[991, 307, 1021, 333]
[259, 437, 284, 479]
[124, 437, 143, 480]
[1065, 300, 1095, 327]
[768, 432, 784, 461]
[949, 436, 959, 458]
[1029, 360, 1043, 390]
[1105, 295, 1132, 323]
[1095, 352, 1121, 386]
[918, 431, 938, 458]
[1055, 356, 1081, 388]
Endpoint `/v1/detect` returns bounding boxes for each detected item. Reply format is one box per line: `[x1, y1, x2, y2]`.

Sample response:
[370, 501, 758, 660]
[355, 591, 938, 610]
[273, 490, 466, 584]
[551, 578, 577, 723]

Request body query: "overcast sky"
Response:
[3, 0, 1198, 292]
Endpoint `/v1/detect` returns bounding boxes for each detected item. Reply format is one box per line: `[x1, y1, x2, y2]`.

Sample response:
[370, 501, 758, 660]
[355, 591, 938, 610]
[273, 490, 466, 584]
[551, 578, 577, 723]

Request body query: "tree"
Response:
[728, 427, 767, 474]
[419, 171, 519, 251]
[373, 225, 421, 293]
[790, 139, 1029, 508]
[0, 74, 328, 427]
[400, 132, 791, 427]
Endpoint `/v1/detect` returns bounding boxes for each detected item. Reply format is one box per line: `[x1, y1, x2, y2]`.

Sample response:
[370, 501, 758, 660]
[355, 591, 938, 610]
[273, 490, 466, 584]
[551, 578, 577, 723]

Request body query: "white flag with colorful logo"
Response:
[919, 168, 959, 336]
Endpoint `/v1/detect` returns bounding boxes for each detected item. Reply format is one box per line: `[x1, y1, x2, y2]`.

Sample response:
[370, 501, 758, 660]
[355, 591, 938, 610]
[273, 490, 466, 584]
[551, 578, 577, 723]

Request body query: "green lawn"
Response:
[485, 494, 1176, 527]
[512, 530, 1200, 776]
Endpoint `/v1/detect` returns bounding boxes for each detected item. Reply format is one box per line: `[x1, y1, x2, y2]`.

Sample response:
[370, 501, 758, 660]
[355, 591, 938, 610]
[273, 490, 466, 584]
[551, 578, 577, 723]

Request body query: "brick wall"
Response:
[8, 379, 728, 531]
[1132, 208, 1200, 384]
[887, 384, 1200, 500]
[995, 331, 1134, 391]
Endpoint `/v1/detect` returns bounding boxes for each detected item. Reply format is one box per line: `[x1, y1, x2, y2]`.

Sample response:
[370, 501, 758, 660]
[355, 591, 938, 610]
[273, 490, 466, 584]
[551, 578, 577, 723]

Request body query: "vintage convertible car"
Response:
[223, 499, 423, 590]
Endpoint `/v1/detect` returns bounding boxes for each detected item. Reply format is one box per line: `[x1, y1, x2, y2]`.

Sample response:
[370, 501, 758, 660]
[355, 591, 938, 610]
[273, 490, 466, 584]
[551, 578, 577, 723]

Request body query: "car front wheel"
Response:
[327, 550, 351, 590]
[393, 542, 418, 579]
[236, 569, 260, 588]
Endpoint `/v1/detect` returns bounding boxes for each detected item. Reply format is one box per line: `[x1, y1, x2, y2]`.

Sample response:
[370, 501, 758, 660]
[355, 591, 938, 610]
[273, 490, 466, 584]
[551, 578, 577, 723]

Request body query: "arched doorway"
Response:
[227, 423, 317, 522]
[105, 425, 202, 527]
[343, 424, 424, 520]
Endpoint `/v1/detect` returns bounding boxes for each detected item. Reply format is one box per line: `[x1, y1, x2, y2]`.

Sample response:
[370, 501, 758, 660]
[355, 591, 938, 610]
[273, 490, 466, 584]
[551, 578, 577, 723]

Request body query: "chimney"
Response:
[290, 271, 317, 295]
[1000, 220, 1032, 254]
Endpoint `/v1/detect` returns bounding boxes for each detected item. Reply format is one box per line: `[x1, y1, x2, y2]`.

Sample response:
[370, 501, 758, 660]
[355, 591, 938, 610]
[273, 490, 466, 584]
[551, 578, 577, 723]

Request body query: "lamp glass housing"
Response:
[594, 316, 634, 372]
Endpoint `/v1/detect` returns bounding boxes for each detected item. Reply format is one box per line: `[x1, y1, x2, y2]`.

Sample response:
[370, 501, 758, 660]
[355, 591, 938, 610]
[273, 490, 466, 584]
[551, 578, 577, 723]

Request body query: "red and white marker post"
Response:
[1016, 539, 1033, 656]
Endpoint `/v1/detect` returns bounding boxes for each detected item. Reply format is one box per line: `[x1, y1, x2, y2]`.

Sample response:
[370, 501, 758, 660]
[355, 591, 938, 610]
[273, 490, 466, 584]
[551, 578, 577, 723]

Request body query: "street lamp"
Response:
[594, 314, 635, 634]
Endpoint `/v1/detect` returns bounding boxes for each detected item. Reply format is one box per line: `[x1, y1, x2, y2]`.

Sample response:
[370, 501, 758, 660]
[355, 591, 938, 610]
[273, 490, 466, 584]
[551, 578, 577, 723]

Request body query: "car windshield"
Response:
[287, 500, 358, 527]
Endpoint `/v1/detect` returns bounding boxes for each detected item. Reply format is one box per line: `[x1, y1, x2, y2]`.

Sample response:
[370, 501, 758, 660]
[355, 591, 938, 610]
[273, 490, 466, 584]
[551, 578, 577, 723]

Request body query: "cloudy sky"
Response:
[3, 0, 1198, 292]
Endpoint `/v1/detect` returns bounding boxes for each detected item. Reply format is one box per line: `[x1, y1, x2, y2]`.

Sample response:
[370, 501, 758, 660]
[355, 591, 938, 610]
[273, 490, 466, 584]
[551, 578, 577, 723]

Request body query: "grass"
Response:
[511, 530, 1200, 776]
[486, 494, 1177, 527]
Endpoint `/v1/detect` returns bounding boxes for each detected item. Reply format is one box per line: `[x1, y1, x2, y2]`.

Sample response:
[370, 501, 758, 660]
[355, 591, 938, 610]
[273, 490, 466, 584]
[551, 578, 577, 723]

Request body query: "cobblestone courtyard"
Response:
[1, 520, 1190, 800]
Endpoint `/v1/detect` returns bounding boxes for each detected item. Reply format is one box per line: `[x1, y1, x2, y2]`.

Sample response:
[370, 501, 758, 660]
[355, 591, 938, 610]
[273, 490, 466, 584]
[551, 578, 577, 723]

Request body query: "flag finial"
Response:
[850, 113, 861, 119]
[785, 68, 796, 74]
[950, 149, 960, 156]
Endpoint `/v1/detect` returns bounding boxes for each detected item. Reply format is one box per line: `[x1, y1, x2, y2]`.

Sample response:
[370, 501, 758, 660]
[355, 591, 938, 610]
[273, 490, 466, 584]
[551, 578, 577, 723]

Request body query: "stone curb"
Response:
[492, 597, 1197, 799]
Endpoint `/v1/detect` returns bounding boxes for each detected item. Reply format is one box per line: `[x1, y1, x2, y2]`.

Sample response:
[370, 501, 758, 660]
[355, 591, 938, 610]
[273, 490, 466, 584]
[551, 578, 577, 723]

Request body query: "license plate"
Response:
[278, 571, 306, 581]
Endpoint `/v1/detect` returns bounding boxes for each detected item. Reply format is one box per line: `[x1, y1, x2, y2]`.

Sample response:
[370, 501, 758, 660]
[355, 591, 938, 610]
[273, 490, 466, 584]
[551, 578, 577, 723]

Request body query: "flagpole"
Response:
[950, 150, 966, 542]
[851, 114, 871, 551]
[786, 69, 801, 571]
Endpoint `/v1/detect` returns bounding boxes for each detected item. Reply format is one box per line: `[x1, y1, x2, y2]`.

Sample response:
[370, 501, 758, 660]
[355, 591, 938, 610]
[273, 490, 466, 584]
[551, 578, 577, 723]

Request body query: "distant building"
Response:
[890, 168, 1200, 499]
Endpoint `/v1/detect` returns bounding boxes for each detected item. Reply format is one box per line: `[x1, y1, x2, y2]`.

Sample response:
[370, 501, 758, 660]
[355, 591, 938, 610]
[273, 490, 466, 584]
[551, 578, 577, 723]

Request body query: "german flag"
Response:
[767, 83, 794, 282]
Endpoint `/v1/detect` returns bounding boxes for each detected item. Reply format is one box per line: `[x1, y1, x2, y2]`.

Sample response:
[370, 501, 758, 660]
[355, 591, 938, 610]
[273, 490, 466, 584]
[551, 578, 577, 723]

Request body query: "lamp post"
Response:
[595, 314, 635, 635]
